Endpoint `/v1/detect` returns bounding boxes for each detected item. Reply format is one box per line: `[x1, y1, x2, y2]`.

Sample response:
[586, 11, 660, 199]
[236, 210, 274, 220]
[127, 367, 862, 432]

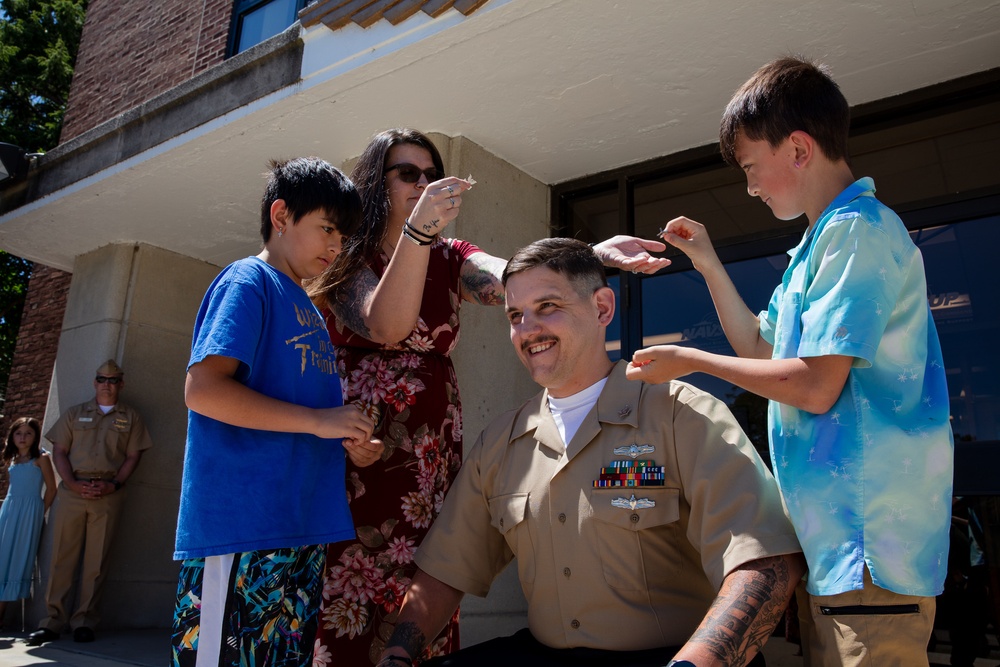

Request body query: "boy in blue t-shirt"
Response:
[627, 57, 952, 666]
[171, 157, 383, 667]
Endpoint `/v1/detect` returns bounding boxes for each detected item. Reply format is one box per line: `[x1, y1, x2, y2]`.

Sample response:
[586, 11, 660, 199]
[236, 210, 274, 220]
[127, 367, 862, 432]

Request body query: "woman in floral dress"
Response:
[308, 128, 669, 665]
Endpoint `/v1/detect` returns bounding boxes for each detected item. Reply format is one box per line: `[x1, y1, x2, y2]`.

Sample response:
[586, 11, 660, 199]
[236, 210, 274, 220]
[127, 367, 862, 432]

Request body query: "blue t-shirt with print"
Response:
[759, 178, 953, 597]
[174, 257, 355, 559]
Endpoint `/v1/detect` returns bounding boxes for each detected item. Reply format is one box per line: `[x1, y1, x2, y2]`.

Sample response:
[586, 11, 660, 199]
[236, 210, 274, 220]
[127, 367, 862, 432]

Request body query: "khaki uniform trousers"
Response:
[797, 566, 935, 667]
[40, 482, 127, 631]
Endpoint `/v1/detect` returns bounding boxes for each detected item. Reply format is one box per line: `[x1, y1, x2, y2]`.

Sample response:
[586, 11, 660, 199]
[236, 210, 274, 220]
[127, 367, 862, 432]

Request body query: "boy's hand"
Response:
[344, 438, 385, 467]
[592, 235, 671, 274]
[625, 345, 697, 384]
[315, 404, 374, 443]
[659, 216, 720, 272]
[407, 177, 473, 239]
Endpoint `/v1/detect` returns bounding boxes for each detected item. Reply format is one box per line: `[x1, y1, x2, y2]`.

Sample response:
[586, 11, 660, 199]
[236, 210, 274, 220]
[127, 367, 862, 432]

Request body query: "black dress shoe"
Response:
[73, 627, 95, 643]
[26, 628, 59, 646]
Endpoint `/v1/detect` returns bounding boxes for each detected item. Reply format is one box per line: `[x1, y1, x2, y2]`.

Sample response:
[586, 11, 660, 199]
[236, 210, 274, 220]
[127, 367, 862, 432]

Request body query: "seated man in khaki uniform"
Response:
[27, 359, 153, 646]
[377, 238, 805, 667]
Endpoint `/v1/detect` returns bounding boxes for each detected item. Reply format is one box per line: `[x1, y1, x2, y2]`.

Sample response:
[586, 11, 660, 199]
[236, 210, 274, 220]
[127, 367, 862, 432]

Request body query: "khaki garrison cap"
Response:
[96, 359, 124, 376]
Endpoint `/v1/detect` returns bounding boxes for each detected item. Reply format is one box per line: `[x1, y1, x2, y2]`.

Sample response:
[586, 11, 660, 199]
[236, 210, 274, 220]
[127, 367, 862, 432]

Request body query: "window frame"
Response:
[227, 0, 308, 57]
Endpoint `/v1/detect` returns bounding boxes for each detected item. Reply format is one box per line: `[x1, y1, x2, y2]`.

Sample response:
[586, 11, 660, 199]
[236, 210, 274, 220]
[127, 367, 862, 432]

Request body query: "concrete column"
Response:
[427, 134, 551, 645]
[28, 243, 222, 629]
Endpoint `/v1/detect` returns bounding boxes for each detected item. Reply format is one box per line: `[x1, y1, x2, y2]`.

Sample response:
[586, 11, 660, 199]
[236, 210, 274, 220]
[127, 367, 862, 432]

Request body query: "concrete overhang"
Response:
[1, 0, 999, 271]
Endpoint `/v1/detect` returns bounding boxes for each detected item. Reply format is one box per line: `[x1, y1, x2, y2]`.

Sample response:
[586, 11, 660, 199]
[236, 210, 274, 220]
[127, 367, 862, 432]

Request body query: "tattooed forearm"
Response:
[462, 270, 505, 305]
[687, 553, 801, 666]
[331, 268, 378, 340]
[460, 254, 507, 306]
[385, 621, 427, 659]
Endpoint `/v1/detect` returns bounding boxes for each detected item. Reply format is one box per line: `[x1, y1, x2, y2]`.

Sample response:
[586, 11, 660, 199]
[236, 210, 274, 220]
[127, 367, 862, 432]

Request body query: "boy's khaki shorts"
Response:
[797, 566, 934, 667]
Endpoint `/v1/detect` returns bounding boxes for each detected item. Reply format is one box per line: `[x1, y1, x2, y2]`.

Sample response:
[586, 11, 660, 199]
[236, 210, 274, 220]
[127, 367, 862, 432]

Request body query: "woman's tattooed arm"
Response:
[459, 252, 507, 306]
[329, 267, 381, 340]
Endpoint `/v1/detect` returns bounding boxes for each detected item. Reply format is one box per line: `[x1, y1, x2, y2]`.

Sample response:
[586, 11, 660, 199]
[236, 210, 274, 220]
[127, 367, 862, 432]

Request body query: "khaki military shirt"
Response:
[415, 361, 800, 651]
[46, 399, 153, 477]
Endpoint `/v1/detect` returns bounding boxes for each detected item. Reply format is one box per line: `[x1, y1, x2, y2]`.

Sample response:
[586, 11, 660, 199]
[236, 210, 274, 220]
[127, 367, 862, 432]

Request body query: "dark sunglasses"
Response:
[385, 163, 444, 184]
[95, 376, 122, 385]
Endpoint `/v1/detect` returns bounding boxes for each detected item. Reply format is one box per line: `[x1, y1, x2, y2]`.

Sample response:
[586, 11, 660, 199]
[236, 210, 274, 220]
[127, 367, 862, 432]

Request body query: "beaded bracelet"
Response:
[402, 226, 434, 246]
[404, 218, 437, 241]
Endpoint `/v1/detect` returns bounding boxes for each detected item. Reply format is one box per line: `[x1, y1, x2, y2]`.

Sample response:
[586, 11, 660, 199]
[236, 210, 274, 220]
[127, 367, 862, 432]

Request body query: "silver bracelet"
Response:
[402, 226, 434, 246]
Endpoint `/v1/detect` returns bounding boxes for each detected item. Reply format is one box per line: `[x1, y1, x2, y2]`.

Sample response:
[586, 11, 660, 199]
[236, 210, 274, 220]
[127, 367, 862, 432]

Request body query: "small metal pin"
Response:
[613, 443, 655, 459]
[612, 494, 656, 510]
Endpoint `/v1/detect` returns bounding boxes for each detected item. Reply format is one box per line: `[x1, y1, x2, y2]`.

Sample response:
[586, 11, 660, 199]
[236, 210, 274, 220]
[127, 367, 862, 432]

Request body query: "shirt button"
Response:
[558, 513, 566, 523]
[630, 513, 640, 523]
[563, 567, 571, 577]
[499, 518, 504, 528]
[570, 619, 580, 629]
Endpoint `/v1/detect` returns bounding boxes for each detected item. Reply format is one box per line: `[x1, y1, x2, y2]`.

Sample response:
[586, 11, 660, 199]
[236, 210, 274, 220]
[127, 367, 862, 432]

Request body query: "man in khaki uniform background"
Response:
[377, 238, 805, 667]
[27, 359, 153, 646]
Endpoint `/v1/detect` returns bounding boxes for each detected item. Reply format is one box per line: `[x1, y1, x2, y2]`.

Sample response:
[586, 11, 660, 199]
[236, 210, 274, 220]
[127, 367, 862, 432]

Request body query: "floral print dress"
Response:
[313, 238, 481, 666]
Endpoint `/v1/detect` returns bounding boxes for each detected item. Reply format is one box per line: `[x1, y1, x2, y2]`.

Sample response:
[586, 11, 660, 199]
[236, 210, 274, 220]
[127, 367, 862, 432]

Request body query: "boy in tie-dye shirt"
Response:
[627, 57, 952, 666]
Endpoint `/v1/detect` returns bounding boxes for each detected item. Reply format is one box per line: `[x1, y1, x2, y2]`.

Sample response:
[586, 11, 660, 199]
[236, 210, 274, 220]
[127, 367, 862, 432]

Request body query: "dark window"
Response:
[230, 0, 307, 56]
[914, 212, 1000, 444]
[605, 205, 1000, 464]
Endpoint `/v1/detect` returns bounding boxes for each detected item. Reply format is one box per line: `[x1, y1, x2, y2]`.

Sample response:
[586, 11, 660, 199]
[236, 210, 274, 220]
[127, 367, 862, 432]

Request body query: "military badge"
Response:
[613, 443, 654, 458]
[611, 494, 656, 510]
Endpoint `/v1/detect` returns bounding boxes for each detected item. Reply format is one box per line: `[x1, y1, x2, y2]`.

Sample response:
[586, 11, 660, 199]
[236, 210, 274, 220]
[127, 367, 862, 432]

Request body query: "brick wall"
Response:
[60, 0, 233, 142]
[1, 266, 72, 436]
[6, 0, 233, 446]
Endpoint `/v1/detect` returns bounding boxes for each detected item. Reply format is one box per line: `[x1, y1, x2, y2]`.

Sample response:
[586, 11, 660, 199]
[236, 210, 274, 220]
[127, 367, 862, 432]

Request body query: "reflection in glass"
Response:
[629, 214, 1000, 461]
[639, 254, 786, 465]
[236, 0, 299, 54]
[916, 216, 1000, 442]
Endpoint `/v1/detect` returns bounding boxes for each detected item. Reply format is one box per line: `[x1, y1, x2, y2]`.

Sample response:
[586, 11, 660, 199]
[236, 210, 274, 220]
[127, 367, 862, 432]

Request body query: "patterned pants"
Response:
[171, 545, 326, 667]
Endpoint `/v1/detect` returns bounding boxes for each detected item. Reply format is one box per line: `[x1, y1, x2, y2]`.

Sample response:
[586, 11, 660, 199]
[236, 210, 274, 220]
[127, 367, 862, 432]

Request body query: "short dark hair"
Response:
[259, 157, 362, 243]
[3, 417, 41, 462]
[502, 238, 607, 298]
[719, 56, 850, 167]
[308, 128, 446, 306]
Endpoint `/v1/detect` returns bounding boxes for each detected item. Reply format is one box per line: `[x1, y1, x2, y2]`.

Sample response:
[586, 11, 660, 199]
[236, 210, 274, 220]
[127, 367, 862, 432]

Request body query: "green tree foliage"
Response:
[1, 0, 87, 152]
[0, 251, 31, 406]
[1, 0, 86, 407]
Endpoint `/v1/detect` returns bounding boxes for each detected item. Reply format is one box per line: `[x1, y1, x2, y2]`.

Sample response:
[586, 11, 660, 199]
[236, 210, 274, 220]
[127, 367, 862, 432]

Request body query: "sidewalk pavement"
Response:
[0, 626, 995, 667]
[0, 627, 809, 667]
[0, 628, 169, 666]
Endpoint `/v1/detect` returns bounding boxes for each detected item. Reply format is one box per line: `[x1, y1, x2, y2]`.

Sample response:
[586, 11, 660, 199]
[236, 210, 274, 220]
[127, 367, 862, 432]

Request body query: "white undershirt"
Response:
[98, 404, 115, 414]
[547, 378, 607, 445]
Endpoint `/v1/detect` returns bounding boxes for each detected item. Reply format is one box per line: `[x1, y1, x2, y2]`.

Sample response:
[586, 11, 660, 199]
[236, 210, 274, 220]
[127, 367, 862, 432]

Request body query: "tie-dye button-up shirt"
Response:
[759, 178, 953, 597]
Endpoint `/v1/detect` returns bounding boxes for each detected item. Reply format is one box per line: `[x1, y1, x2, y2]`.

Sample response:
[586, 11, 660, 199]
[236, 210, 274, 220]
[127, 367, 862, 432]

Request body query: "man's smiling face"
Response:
[505, 266, 613, 398]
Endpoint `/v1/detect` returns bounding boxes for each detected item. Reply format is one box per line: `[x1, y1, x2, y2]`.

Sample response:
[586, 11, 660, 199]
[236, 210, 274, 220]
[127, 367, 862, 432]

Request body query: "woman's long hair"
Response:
[308, 128, 446, 308]
[3, 417, 42, 463]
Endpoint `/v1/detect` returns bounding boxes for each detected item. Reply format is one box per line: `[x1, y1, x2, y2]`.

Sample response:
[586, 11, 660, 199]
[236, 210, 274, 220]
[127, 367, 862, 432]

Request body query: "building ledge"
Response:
[3, 24, 304, 213]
